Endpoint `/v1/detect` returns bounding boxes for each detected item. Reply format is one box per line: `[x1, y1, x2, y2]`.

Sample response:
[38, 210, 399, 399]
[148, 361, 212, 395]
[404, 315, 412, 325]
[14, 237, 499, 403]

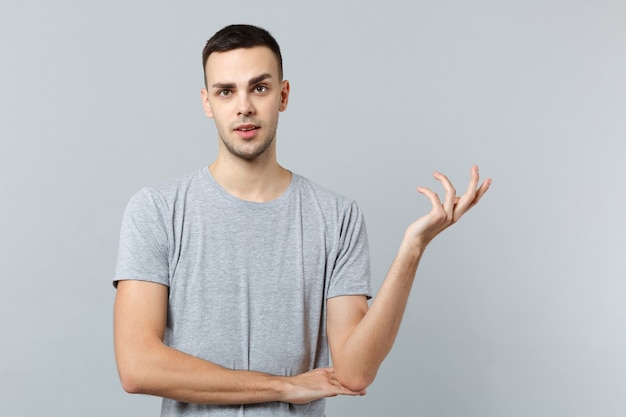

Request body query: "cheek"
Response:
[210, 106, 229, 122]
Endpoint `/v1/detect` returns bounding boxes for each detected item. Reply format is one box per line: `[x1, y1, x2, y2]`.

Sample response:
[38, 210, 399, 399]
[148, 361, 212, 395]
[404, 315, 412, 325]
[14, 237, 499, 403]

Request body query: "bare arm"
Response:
[327, 165, 492, 391]
[114, 280, 364, 405]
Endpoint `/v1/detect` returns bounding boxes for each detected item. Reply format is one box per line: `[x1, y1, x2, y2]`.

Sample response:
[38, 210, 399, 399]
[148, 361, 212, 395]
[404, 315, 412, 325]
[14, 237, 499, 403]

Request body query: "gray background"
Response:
[1, 1, 624, 416]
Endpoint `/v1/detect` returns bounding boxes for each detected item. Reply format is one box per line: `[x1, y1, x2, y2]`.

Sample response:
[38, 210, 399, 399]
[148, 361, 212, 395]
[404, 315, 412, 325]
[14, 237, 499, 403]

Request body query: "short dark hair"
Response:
[202, 24, 283, 85]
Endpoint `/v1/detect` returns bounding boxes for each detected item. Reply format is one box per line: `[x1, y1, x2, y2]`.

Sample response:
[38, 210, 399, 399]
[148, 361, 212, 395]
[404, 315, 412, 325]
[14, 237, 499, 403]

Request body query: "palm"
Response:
[407, 166, 491, 248]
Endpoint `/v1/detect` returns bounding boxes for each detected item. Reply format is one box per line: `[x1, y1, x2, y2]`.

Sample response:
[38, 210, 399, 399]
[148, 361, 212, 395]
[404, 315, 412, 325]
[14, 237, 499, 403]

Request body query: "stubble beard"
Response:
[220, 132, 275, 161]
[219, 116, 279, 162]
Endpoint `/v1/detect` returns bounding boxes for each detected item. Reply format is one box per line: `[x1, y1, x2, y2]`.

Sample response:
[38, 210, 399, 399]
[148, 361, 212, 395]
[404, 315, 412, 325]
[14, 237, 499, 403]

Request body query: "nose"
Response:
[237, 93, 255, 116]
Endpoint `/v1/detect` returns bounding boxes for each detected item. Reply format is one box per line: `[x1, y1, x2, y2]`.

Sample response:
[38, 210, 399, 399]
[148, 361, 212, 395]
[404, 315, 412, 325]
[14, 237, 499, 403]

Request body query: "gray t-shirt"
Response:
[114, 167, 372, 416]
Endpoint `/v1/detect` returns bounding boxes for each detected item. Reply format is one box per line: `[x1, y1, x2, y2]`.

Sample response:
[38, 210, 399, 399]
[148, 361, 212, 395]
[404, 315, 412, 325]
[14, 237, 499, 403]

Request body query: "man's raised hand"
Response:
[406, 165, 491, 249]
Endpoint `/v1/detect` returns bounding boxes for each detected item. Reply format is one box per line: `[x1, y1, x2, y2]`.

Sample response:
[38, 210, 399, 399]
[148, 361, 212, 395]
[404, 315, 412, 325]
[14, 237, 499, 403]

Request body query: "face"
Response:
[201, 46, 290, 162]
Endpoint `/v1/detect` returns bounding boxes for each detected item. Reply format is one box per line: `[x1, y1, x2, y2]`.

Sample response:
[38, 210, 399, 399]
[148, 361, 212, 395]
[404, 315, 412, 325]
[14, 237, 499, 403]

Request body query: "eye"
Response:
[254, 85, 268, 93]
[218, 89, 232, 97]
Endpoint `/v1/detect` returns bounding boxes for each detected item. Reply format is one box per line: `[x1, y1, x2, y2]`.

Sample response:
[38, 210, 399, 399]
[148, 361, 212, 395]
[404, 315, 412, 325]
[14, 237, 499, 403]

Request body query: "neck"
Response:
[209, 151, 292, 202]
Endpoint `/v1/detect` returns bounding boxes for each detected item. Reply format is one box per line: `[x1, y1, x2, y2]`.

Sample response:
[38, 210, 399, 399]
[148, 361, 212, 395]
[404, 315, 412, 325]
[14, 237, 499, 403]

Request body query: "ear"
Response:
[200, 88, 214, 119]
[279, 80, 290, 112]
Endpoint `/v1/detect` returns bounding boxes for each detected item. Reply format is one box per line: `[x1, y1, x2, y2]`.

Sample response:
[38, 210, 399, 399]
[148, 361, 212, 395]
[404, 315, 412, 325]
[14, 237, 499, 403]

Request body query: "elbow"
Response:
[339, 376, 375, 393]
[115, 336, 166, 395]
[115, 337, 166, 395]
[118, 369, 142, 394]
[335, 368, 377, 393]
[119, 372, 143, 395]
[117, 356, 150, 395]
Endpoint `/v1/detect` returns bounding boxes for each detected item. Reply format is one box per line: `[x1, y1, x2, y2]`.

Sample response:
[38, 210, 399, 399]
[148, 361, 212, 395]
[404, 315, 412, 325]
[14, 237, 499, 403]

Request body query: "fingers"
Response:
[462, 165, 480, 200]
[467, 177, 492, 211]
[459, 166, 492, 214]
[420, 166, 491, 223]
[416, 185, 443, 209]
[452, 165, 481, 218]
[433, 171, 456, 219]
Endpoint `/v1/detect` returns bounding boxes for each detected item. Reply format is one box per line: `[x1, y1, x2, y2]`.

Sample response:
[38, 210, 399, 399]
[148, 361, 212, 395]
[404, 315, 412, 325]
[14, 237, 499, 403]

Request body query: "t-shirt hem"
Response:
[327, 288, 372, 300]
[112, 276, 169, 288]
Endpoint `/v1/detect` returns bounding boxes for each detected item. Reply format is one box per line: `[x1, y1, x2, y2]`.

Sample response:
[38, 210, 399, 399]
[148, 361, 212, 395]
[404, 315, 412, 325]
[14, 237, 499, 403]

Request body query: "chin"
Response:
[223, 138, 275, 161]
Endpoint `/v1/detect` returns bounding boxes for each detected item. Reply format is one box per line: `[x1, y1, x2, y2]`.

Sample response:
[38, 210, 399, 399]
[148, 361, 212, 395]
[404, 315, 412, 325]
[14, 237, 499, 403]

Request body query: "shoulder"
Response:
[147, 168, 205, 197]
[295, 174, 355, 206]
[127, 168, 206, 208]
[293, 173, 363, 219]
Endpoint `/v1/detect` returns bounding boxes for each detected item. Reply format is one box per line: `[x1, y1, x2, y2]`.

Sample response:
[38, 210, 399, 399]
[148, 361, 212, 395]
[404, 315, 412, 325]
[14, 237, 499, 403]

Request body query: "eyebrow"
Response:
[211, 73, 272, 89]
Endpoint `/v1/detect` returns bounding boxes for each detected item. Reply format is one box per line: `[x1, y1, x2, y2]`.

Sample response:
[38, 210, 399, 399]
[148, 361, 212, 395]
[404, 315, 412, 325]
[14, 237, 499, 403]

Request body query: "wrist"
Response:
[401, 232, 427, 256]
[270, 375, 294, 403]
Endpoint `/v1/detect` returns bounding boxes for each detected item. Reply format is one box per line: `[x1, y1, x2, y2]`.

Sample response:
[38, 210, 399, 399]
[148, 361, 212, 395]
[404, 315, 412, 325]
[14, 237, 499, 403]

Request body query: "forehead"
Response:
[204, 46, 280, 84]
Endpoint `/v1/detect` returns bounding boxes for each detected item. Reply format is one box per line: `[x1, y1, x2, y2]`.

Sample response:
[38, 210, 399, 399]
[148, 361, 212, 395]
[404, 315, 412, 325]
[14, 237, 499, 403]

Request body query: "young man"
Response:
[113, 24, 491, 416]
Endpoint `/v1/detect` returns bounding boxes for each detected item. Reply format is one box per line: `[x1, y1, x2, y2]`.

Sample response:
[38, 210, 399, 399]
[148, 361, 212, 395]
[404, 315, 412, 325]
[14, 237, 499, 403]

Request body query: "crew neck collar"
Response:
[202, 166, 298, 208]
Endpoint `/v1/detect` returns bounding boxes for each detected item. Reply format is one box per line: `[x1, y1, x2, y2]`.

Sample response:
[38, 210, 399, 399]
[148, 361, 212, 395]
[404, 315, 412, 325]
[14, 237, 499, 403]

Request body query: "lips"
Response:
[235, 123, 258, 131]
[234, 124, 259, 139]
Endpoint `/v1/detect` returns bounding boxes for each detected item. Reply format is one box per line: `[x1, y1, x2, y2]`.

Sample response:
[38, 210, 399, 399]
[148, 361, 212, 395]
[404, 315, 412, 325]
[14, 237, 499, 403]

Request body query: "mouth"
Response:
[234, 124, 260, 139]
[235, 124, 259, 132]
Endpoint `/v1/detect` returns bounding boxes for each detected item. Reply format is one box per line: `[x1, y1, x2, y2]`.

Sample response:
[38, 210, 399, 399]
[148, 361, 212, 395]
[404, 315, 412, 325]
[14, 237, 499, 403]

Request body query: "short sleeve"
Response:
[327, 201, 372, 299]
[113, 187, 170, 287]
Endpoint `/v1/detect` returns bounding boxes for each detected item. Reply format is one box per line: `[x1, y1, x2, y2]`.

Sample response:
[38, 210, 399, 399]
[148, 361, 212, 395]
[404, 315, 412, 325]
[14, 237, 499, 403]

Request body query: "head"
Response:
[202, 24, 283, 88]
[200, 25, 290, 162]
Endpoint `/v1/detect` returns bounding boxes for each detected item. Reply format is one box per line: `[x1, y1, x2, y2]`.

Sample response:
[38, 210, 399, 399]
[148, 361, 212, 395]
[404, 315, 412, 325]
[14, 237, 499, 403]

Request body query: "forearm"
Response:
[117, 339, 363, 405]
[117, 341, 289, 405]
[333, 236, 423, 390]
